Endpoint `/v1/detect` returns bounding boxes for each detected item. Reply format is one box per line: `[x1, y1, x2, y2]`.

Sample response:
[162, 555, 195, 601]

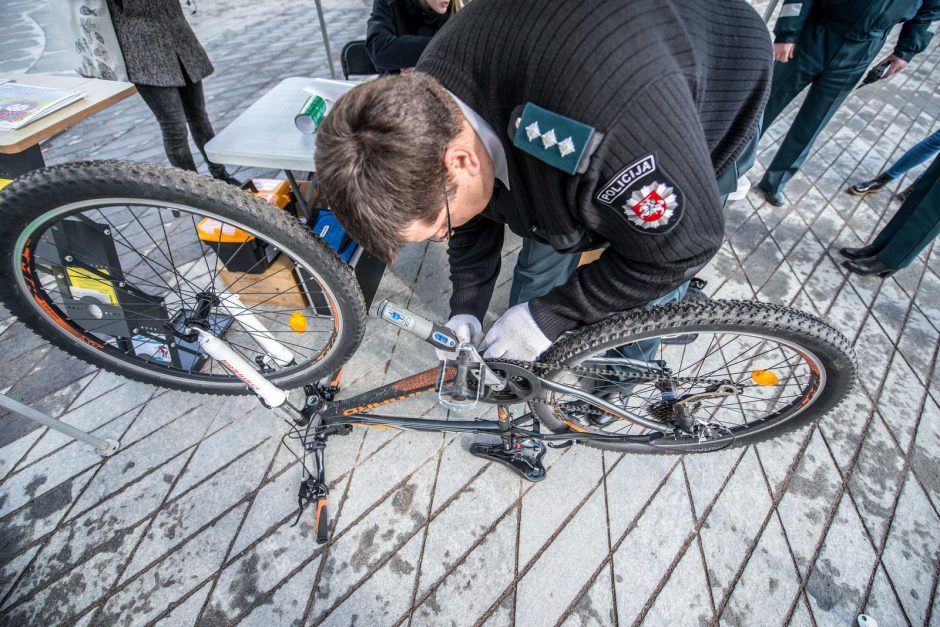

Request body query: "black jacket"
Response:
[366, 0, 449, 73]
[773, 0, 939, 61]
[418, 0, 772, 340]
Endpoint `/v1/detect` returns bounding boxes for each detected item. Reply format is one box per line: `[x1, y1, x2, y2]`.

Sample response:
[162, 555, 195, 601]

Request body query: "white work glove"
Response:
[479, 303, 551, 361]
[435, 314, 484, 361]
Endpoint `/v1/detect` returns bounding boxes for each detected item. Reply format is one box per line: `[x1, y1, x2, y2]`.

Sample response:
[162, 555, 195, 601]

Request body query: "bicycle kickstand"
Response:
[469, 406, 547, 482]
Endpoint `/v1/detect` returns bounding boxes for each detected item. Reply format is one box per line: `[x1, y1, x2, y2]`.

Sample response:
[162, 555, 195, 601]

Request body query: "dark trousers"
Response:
[759, 23, 885, 194]
[136, 79, 228, 179]
[870, 154, 940, 269]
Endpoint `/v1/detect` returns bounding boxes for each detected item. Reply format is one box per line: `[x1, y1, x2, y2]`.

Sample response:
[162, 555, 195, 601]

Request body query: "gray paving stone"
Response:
[95, 504, 247, 626]
[642, 539, 712, 626]
[720, 513, 800, 626]
[516, 489, 609, 625]
[559, 562, 616, 627]
[309, 464, 432, 615]
[20, 380, 155, 465]
[879, 475, 940, 625]
[0, 430, 42, 483]
[605, 453, 678, 541]
[413, 507, 517, 625]
[518, 443, 601, 567]
[414, 463, 516, 600]
[334, 429, 440, 532]
[854, 317, 897, 397]
[862, 566, 907, 627]
[66, 408, 209, 517]
[6, 454, 186, 607]
[319, 532, 421, 626]
[0, 544, 40, 607]
[154, 581, 212, 627]
[612, 470, 695, 623]
[878, 356, 927, 452]
[775, 431, 843, 575]
[911, 395, 940, 514]
[848, 415, 907, 544]
[236, 558, 317, 627]
[805, 493, 878, 625]
[756, 425, 812, 498]
[699, 448, 774, 600]
[168, 407, 276, 499]
[122, 440, 274, 581]
[1, 519, 147, 625]
[683, 448, 745, 519]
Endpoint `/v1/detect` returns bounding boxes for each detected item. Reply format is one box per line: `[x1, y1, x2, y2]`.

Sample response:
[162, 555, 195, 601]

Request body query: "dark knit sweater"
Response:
[417, 0, 772, 340]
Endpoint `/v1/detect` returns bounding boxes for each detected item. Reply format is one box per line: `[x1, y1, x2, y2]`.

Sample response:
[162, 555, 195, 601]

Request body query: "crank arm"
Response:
[539, 378, 667, 432]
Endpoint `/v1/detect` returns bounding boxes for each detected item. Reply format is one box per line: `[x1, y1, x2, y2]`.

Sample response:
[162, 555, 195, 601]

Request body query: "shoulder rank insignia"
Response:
[511, 103, 603, 175]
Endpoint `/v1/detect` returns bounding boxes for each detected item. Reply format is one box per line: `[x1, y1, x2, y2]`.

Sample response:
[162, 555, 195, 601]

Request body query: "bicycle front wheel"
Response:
[0, 160, 367, 394]
[531, 300, 856, 453]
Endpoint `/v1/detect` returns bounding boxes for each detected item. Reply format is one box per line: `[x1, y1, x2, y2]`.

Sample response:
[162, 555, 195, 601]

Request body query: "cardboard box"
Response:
[216, 254, 308, 309]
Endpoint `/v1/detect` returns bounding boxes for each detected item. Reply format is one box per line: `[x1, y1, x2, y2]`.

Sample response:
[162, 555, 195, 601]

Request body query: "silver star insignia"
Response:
[558, 137, 576, 157]
[541, 129, 558, 149]
[525, 122, 541, 141]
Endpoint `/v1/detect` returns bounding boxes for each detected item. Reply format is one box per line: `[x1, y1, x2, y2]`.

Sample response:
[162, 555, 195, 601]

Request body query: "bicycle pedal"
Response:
[469, 440, 547, 482]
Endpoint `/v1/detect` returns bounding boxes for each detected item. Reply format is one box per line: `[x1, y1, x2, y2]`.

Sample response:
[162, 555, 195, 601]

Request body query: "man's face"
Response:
[399, 178, 485, 243]
[421, 0, 450, 15]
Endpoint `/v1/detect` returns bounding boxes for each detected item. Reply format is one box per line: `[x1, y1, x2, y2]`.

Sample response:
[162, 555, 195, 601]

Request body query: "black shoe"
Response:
[839, 244, 881, 260]
[842, 257, 898, 278]
[847, 174, 893, 196]
[210, 168, 242, 187]
[755, 183, 785, 207]
[896, 184, 913, 203]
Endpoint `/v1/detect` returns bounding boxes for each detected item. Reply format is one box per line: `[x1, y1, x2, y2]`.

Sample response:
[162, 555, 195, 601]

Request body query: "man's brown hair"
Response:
[314, 73, 461, 262]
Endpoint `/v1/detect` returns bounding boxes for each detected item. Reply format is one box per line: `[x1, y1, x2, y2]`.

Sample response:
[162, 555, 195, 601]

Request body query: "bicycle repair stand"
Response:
[0, 393, 120, 456]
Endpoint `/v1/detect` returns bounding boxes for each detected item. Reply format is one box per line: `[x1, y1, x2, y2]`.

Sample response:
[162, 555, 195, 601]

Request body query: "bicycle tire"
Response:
[531, 300, 855, 453]
[0, 160, 367, 395]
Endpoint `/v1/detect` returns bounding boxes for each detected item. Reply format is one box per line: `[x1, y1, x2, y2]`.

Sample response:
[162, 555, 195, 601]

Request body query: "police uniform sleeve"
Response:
[773, 0, 814, 44]
[526, 73, 725, 342]
[894, 0, 940, 62]
[366, 0, 432, 72]
[447, 214, 505, 323]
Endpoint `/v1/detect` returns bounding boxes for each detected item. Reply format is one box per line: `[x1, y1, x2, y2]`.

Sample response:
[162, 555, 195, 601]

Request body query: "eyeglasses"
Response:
[429, 169, 455, 243]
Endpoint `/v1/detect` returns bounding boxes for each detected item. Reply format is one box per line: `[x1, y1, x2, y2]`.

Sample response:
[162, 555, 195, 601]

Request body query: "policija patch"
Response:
[594, 154, 683, 234]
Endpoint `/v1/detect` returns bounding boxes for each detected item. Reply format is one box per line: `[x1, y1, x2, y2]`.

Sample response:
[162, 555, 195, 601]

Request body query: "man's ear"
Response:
[444, 139, 482, 180]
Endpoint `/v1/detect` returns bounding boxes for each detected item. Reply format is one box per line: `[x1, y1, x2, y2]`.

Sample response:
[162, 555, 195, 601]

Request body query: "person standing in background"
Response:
[840, 154, 940, 277]
[106, 0, 238, 185]
[755, 0, 940, 207]
[847, 126, 940, 201]
[366, 0, 453, 74]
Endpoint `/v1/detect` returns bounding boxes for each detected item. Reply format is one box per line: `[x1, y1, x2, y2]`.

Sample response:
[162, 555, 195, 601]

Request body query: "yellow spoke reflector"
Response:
[751, 370, 779, 386]
[289, 311, 307, 333]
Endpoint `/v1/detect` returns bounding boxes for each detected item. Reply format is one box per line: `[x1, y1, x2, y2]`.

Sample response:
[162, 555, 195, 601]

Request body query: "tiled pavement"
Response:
[1, 2, 939, 625]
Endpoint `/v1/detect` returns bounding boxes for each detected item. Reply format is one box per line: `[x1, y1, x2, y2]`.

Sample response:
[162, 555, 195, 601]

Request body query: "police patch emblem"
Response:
[594, 153, 684, 234]
[625, 182, 677, 229]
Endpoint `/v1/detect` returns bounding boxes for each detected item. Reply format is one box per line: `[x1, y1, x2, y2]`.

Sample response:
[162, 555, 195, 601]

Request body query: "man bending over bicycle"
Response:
[315, 0, 771, 365]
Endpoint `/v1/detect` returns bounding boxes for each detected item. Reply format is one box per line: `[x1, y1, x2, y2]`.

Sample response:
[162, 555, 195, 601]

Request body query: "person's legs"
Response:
[760, 46, 820, 138]
[760, 31, 878, 195]
[509, 239, 580, 307]
[871, 155, 940, 269]
[178, 79, 234, 181]
[136, 84, 199, 172]
[884, 128, 940, 179]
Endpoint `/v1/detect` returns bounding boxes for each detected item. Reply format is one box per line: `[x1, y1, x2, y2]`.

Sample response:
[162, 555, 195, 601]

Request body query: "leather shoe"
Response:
[847, 173, 893, 196]
[842, 257, 898, 278]
[839, 244, 881, 260]
[755, 184, 785, 207]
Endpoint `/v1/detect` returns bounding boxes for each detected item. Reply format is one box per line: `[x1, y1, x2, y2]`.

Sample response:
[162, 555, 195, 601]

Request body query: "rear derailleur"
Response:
[649, 381, 741, 442]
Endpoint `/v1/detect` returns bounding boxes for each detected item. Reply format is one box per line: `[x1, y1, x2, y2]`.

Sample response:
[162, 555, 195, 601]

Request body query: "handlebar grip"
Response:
[377, 300, 458, 352]
[315, 498, 329, 544]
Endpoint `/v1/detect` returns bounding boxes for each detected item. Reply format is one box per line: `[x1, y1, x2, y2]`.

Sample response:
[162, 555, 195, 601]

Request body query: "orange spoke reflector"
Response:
[289, 311, 307, 333]
[751, 370, 779, 386]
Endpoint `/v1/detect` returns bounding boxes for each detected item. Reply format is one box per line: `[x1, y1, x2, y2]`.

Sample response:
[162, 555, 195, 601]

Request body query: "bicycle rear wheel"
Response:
[0, 160, 366, 394]
[531, 300, 855, 453]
